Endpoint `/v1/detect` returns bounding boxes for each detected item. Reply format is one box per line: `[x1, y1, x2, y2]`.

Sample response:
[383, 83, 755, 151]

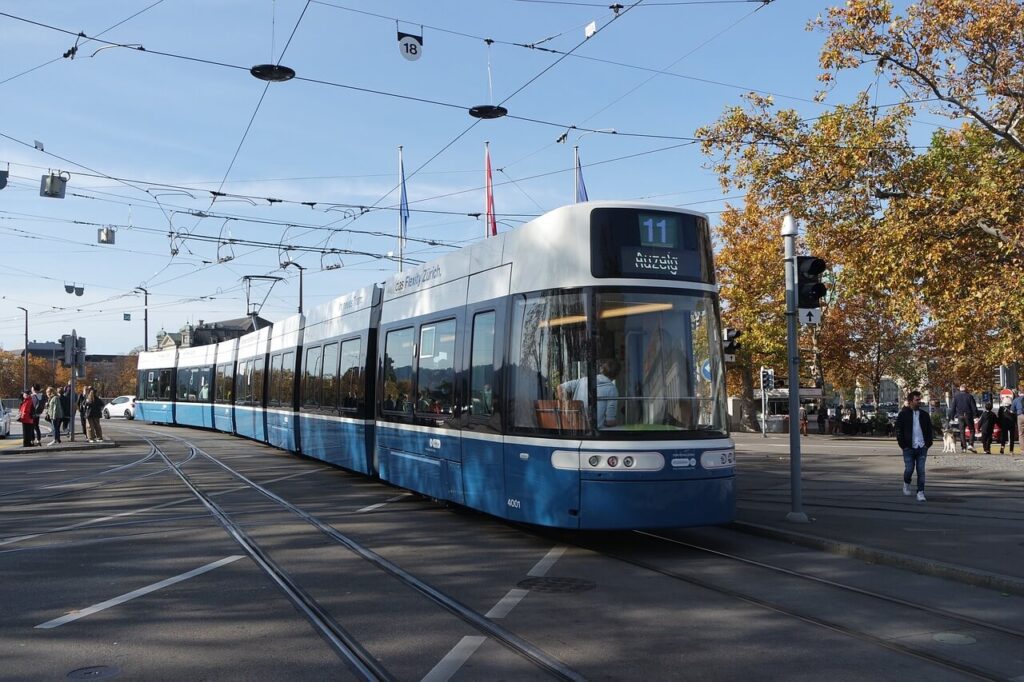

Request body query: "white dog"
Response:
[942, 430, 956, 453]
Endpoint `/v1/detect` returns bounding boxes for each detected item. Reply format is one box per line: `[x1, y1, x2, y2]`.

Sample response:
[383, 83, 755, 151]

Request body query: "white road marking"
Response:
[528, 545, 567, 577]
[420, 636, 487, 682]
[32, 469, 68, 474]
[484, 588, 529, 619]
[356, 494, 407, 513]
[36, 555, 245, 629]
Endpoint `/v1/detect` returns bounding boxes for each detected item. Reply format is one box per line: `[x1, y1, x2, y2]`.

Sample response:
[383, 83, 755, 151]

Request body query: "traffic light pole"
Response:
[782, 216, 808, 523]
[69, 329, 77, 443]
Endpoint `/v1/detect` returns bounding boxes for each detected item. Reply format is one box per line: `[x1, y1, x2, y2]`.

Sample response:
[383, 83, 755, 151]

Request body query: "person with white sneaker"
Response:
[895, 390, 933, 502]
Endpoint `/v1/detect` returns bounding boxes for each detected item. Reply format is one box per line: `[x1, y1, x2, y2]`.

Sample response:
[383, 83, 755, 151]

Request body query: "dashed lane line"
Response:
[356, 493, 408, 513]
[35, 555, 245, 629]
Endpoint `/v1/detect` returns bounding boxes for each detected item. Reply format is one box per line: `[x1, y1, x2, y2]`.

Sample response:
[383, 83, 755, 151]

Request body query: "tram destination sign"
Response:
[590, 208, 714, 283]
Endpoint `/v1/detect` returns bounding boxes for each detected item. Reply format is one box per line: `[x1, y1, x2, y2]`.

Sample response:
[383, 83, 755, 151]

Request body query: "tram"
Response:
[136, 202, 735, 529]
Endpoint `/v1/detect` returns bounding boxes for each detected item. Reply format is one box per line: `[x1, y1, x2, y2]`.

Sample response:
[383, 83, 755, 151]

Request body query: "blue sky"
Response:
[0, 0, 930, 354]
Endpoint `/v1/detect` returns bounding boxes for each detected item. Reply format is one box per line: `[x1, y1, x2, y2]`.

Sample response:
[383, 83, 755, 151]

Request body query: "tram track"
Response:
[144, 433, 587, 682]
[0, 446, 160, 502]
[551, 528, 1021, 681]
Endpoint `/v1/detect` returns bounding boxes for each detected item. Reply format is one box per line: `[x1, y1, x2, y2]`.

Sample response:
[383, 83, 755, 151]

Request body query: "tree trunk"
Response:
[740, 363, 760, 432]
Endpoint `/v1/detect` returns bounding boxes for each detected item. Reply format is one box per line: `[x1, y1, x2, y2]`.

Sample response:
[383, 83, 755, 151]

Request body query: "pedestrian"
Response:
[84, 388, 105, 442]
[950, 384, 978, 453]
[895, 390, 933, 502]
[78, 386, 89, 437]
[977, 402, 997, 454]
[45, 387, 64, 445]
[997, 400, 1016, 455]
[816, 406, 827, 435]
[17, 390, 37, 447]
[58, 386, 72, 437]
[798, 405, 808, 436]
[30, 383, 46, 446]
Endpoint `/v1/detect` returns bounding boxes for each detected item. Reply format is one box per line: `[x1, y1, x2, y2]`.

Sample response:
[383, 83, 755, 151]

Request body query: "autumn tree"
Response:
[716, 201, 787, 429]
[699, 0, 1024, 397]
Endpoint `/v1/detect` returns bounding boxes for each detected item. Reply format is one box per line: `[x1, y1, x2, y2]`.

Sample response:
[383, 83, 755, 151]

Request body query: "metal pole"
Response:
[298, 266, 303, 315]
[573, 145, 579, 202]
[135, 287, 149, 351]
[398, 145, 404, 274]
[69, 329, 76, 442]
[16, 306, 28, 389]
[760, 365, 767, 438]
[782, 216, 808, 523]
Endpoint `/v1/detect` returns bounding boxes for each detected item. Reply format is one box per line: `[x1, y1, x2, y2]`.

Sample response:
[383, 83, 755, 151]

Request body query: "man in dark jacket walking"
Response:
[895, 390, 934, 502]
[950, 384, 978, 453]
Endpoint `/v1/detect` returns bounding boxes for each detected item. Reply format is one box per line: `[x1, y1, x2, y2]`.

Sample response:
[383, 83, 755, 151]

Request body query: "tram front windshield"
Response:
[510, 289, 727, 438]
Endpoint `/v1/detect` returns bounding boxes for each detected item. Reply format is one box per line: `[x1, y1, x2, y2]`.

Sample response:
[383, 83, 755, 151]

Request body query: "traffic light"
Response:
[76, 336, 86, 376]
[60, 334, 74, 367]
[723, 328, 742, 361]
[796, 256, 828, 309]
[761, 368, 775, 390]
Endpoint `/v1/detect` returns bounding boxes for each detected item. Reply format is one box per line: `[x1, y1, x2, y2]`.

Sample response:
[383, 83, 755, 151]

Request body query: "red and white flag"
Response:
[484, 142, 497, 238]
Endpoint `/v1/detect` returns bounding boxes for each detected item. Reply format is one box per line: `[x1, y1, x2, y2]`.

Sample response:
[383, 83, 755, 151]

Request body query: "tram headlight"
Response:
[623, 456, 634, 468]
[588, 455, 601, 467]
[607, 456, 618, 467]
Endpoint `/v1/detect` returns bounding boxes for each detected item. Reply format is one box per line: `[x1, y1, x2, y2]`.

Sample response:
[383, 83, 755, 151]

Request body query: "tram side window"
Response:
[215, 363, 234, 404]
[156, 369, 173, 400]
[383, 328, 414, 413]
[321, 342, 340, 409]
[303, 346, 323, 407]
[509, 292, 590, 433]
[268, 354, 284, 406]
[236, 360, 252, 404]
[137, 371, 149, 399]
[415, 320, 456, 415]
[470, 312, 496, 416]
[339, 339, 363, 411]
[177, 367, 212, 402]
[251, 358, 266, 406]
[275, 351, 294, 406]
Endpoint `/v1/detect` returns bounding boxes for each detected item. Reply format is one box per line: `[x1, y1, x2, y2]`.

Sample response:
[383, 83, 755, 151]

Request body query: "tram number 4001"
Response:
[507, 498, 522, 509]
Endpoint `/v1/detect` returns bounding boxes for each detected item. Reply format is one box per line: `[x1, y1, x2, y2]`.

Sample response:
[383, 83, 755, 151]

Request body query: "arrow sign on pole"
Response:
[798, 307, 822, 325]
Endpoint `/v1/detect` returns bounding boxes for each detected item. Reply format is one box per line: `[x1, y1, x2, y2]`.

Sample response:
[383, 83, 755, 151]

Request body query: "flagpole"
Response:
[398, 145, 404, 273]
[573, 144, 579, 203]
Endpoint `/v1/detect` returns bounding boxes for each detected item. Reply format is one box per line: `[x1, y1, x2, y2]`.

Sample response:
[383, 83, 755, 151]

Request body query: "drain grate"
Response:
[517, 576, 595, 593]
[67, 666, 120, 680]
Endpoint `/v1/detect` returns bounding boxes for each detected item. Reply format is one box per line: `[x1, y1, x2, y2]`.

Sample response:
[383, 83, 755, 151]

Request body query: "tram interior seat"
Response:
[535, 400, 586, 431]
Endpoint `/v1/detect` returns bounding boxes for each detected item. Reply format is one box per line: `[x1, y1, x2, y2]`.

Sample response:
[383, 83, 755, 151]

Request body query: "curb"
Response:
[7, 441, 118, 453]
[730, 520, 1024, 597]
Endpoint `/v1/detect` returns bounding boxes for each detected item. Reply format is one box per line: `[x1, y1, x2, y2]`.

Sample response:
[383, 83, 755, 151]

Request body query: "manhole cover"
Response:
[932, 633, 975, 645]
[517, 576, 595, 593]
[67, 666, 120, 680]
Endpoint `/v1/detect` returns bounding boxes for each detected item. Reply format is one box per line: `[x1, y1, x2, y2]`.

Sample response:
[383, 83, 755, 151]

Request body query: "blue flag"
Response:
[575, 153, 588, 203]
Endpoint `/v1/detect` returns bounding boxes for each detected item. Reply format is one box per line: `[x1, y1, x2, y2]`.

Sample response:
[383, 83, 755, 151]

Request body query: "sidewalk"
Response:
[3, 430, 116, 453]
[731, 432, 1024, 595]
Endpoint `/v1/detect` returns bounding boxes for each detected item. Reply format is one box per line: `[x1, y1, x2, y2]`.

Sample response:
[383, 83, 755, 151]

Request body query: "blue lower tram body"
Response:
[374, 425, 734, 529]
[136, 400, 174, 425]
[175, 402, 214, 429]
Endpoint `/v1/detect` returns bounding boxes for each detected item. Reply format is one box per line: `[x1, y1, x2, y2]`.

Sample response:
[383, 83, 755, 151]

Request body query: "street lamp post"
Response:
[15, 306, 27, 389]
[280, 261, 305, 314]
[134, 287, 149, 351]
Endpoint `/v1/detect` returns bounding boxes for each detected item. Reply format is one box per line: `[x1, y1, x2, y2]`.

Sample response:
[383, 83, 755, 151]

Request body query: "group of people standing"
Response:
[17, 383, 108, 447]
[947, 385, 1020, 454]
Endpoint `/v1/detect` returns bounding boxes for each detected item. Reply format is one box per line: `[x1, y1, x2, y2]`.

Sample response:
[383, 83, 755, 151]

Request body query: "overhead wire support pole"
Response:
[16, 306, 28, 390]
[782, 215, 808, 523]
[135, 287, 149, 351]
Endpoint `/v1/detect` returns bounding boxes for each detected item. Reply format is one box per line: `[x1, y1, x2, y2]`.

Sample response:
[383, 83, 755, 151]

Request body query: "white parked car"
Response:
[0, 404, 10, 438]
[102, 395, 136, 420]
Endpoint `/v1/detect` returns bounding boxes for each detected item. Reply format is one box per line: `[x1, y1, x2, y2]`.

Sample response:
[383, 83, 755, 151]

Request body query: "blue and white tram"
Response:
[174, 344, 216, 429]
[298, 286, 380, 473]
[212, 338, 237, 434]
[137, 202, 734, 529]
[135, 348, 177, 424]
